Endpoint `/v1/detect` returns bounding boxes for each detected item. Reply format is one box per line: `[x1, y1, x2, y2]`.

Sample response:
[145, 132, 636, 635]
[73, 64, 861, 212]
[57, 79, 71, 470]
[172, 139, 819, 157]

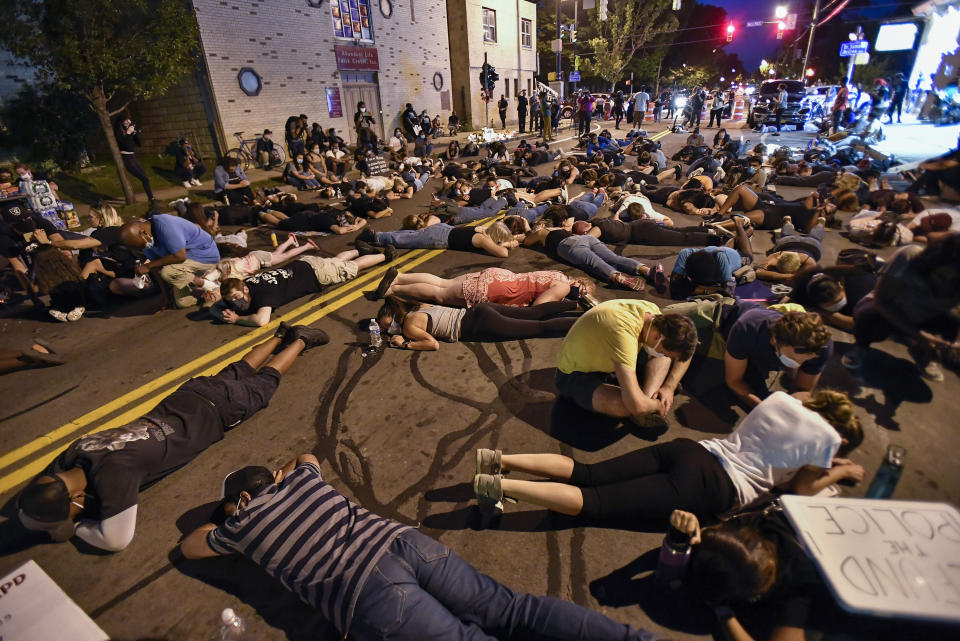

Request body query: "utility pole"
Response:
[801, 0, 821, 78]
[556, 0, 562, 89]
[571, 0, 578, 93]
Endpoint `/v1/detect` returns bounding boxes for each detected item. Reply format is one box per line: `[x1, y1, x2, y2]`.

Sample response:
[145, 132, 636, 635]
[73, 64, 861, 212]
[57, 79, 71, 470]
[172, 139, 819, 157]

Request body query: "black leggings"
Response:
[122, 153, 154, 201]
[459, 300, 578, 342]
[630, 221, 715, 246]
[569, 438, 737, 522]
[642, 186, 678, 205]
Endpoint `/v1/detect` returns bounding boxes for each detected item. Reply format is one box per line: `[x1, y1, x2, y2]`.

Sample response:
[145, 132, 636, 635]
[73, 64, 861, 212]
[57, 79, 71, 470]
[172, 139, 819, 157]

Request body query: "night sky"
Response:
[709, 0, 914, 70]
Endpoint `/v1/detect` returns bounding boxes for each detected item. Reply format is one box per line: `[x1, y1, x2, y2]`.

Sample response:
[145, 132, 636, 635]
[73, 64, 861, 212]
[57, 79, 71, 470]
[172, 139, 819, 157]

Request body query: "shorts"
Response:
[176, 361, 280, 429]
[555, 369, 613, 412]
[299, 255, 358, 285]
[222, 250, 272, 280]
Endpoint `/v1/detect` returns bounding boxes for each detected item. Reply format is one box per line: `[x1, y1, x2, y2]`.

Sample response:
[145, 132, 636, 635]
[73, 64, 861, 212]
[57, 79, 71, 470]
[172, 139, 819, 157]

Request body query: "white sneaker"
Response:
[66, 307, 85, 321]
[49, 309, 69, 322]
[190, 178, 202, 186]
[182, 181, 192, 189]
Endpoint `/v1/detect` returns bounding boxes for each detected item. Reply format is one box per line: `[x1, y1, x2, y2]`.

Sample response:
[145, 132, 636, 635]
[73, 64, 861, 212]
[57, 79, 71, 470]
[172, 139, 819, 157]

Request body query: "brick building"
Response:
[447, 0, 538, 129]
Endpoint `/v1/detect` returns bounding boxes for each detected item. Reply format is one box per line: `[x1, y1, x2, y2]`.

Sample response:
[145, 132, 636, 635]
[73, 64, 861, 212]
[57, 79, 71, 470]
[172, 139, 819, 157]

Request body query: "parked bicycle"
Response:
[226, 131, 285, 171]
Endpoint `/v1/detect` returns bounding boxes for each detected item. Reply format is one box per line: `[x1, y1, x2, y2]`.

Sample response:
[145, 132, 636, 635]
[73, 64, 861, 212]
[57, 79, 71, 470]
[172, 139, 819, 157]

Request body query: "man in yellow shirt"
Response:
[556, 299, 698, 419]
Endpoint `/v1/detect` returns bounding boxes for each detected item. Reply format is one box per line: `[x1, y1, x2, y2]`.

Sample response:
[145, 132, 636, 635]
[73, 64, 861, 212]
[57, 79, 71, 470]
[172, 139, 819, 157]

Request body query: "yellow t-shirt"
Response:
[557, 299, 661, 374]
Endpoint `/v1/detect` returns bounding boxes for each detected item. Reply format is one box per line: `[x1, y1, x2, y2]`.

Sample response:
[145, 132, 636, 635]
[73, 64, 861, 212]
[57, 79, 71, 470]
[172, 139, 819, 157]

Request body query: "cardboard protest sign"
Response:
[0, 560, 109, 640]
[781, 495, 960, 623]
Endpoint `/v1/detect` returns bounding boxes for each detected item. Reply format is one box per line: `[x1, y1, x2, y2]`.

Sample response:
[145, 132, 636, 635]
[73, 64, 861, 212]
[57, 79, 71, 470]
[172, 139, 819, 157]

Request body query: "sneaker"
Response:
[647, 264, 667, 295]
[49, 309, 69, 322]
[288, 325, 330, 351]
[354, 240, 380, 256]
[356, 227, 377, 244]
[841, 346, 864, 369]
[274, 320, 292, 342]
[816, 216, 826, 227]
[919, 361, 945, 382]
[476, 448, 502, 475]
[782, 215, 792, 226]
[182, 181, 193, 189]
[372, 266, 399, 300]
[382, 246, 397, 262]
[559, 184, 569, 204]
[473, 473, 509, 511]
[66, 307, 85, 322]
[190, 178, 202, 186]
[674, 165, 682, 181]
[610, 272, 646, 291]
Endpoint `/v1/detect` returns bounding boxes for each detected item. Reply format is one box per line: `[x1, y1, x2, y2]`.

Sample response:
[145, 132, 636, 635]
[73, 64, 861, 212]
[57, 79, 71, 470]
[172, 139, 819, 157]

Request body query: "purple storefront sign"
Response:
[334, 45, 380, 70]
[326, 87, 343, 118]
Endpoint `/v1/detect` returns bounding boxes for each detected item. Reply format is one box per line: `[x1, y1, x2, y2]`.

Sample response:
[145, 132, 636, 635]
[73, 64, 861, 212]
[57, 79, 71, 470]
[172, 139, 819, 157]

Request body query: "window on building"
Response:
[332, 0, 373, 42]
[521, 18, 532, 48]
[505, 79, 509, 98]
[483, 8, 497, 42]
[514, 78, 519, 96]
[527, 78, 532, 96]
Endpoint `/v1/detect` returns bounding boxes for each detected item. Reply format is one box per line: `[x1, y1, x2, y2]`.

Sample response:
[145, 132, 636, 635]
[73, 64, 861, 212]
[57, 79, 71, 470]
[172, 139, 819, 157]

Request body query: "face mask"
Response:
[296, 157, 304, 163]
[778, 350, 801, 369]
[361, 107, 366, 112]
[229, 297, 250, 312]
[822, 296, 847, 313]
[143, 237, 154, 250]
[388, 320, 401, 334]
[644, 337, 665, 359]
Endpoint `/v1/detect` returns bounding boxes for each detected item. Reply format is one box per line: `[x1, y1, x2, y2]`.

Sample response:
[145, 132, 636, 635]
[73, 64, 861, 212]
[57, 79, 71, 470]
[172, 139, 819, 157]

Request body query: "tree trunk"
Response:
[91, 84, 136, 205]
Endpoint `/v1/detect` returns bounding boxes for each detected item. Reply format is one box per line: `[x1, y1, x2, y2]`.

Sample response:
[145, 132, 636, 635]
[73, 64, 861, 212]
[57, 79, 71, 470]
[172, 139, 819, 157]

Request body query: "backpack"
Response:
[661, 295, 737, 359]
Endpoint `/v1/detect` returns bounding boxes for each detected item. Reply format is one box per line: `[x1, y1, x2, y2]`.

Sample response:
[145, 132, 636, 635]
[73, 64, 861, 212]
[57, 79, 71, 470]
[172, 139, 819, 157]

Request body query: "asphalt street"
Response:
[0, 119, 958, 641]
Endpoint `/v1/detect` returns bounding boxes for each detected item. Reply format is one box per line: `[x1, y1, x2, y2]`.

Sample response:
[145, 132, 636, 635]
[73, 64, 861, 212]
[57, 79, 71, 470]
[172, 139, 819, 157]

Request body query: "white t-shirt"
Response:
[699, 392, 840, 508]
[363, 175, 395, 192]
[614, 194, 669, 222]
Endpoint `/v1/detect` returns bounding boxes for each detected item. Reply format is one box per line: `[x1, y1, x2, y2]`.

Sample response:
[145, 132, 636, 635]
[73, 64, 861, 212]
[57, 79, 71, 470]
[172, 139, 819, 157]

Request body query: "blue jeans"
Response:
[286, 175, 321, 190]
[350, 529, 659, 641]
[558, 235, 641, 280]
[450, 197, 507, 225]
[375, 224, 452, 249]
[507, 202, 548, 224]
[567, 193, 606, 221]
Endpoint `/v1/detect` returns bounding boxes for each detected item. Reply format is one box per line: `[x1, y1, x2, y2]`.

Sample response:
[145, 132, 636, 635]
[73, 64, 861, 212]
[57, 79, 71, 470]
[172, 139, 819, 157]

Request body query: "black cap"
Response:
[263, 128, 273, 135]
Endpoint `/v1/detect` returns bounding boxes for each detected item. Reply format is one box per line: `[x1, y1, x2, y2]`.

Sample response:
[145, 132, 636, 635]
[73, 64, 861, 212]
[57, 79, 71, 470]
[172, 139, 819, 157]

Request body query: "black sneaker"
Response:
[383, 246, 397, 262]
[373, 266, 399, 300]
[357, 227, 377, 244]
[274, 320, 292, 342]
[289, 325, 330, 351]
[355, 240, 380, 256]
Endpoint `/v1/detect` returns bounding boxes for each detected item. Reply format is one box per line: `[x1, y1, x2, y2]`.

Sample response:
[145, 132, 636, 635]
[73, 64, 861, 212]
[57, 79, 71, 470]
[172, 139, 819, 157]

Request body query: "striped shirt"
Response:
[206, 463, 410, 635]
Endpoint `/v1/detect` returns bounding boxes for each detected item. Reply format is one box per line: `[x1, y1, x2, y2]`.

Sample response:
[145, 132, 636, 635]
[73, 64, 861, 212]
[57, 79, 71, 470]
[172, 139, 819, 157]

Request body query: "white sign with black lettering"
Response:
[781, 495, 960, 623]
[365, 156, 390, 177]
[0, 560, 108, 641]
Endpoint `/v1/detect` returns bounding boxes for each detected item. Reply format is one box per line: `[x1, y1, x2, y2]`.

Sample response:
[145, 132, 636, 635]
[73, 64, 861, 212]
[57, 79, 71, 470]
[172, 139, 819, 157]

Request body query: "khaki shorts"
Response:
[299, 255, 358, 285]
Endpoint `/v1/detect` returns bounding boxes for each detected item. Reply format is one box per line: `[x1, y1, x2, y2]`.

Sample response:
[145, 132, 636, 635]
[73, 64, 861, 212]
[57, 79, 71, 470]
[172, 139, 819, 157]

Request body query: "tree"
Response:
[1, 0, 199, 204]
[580, 0, 679, 89]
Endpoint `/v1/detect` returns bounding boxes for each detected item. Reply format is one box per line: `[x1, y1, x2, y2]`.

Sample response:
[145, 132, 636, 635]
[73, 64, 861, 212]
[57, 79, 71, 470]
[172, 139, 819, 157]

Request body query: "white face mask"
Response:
[644, 337, 665, 359]
[822, 296, 847, 313]
[361, 107, 366, 112]
[296, 157, 304, 163]
[388, 320, 401, 334]
[143, 236, 154, 250]
[778, 350, 801, 369]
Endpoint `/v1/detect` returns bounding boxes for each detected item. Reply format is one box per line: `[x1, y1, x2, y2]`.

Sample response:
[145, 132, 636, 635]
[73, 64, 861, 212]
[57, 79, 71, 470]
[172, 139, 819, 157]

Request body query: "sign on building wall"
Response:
[335, 45, 380, 70]
[326, 87, 344, 118]
[441, 90, 451, 110]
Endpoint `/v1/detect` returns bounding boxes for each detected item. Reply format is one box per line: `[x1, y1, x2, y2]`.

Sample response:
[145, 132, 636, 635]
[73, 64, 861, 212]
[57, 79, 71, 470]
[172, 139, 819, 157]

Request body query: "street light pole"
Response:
[556, 0, 562, 89]
[572, 0, 578, 92]
[801, 0, 821, 79]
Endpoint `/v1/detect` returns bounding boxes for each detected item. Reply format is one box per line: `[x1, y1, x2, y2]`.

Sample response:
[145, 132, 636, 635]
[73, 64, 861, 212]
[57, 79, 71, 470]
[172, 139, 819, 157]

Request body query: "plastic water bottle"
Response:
[865, 445, 906, 499]
[368, 319, 382, 350]
[219, 608, 247, 641]
[655, 524, 692, 590]
[133, 261, 148, 289]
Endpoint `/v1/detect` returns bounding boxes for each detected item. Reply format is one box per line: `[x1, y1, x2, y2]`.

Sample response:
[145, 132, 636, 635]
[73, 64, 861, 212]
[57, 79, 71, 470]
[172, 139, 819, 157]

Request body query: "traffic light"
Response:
[571, 29, 577, 43]
[479, 62, 490, 89]
[726, 22, 735, 42]
[776, 20, 786, 39]
[486, 64, 499, 92]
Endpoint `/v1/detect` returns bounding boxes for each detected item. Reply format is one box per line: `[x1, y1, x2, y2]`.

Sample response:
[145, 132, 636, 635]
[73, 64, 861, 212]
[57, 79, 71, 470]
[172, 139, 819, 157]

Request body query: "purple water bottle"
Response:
[656, 524, 693, 590]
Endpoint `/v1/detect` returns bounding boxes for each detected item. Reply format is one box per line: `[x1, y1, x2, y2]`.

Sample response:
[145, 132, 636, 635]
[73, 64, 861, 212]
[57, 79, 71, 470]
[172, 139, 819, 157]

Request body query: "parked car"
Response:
[747, 79, 809, 128]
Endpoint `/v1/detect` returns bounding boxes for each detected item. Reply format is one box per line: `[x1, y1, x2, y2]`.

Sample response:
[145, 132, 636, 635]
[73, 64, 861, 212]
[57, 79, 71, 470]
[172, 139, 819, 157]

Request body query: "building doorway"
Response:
[341, 72, 384, 144]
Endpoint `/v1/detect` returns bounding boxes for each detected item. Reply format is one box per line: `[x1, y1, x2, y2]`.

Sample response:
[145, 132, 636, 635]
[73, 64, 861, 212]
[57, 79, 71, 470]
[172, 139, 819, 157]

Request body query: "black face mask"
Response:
[227, 297, 250, 312]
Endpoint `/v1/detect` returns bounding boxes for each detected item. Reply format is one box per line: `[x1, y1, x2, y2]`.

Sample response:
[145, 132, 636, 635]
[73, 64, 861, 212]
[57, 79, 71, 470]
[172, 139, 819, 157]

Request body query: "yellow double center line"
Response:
[0, 228, 476, 494]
